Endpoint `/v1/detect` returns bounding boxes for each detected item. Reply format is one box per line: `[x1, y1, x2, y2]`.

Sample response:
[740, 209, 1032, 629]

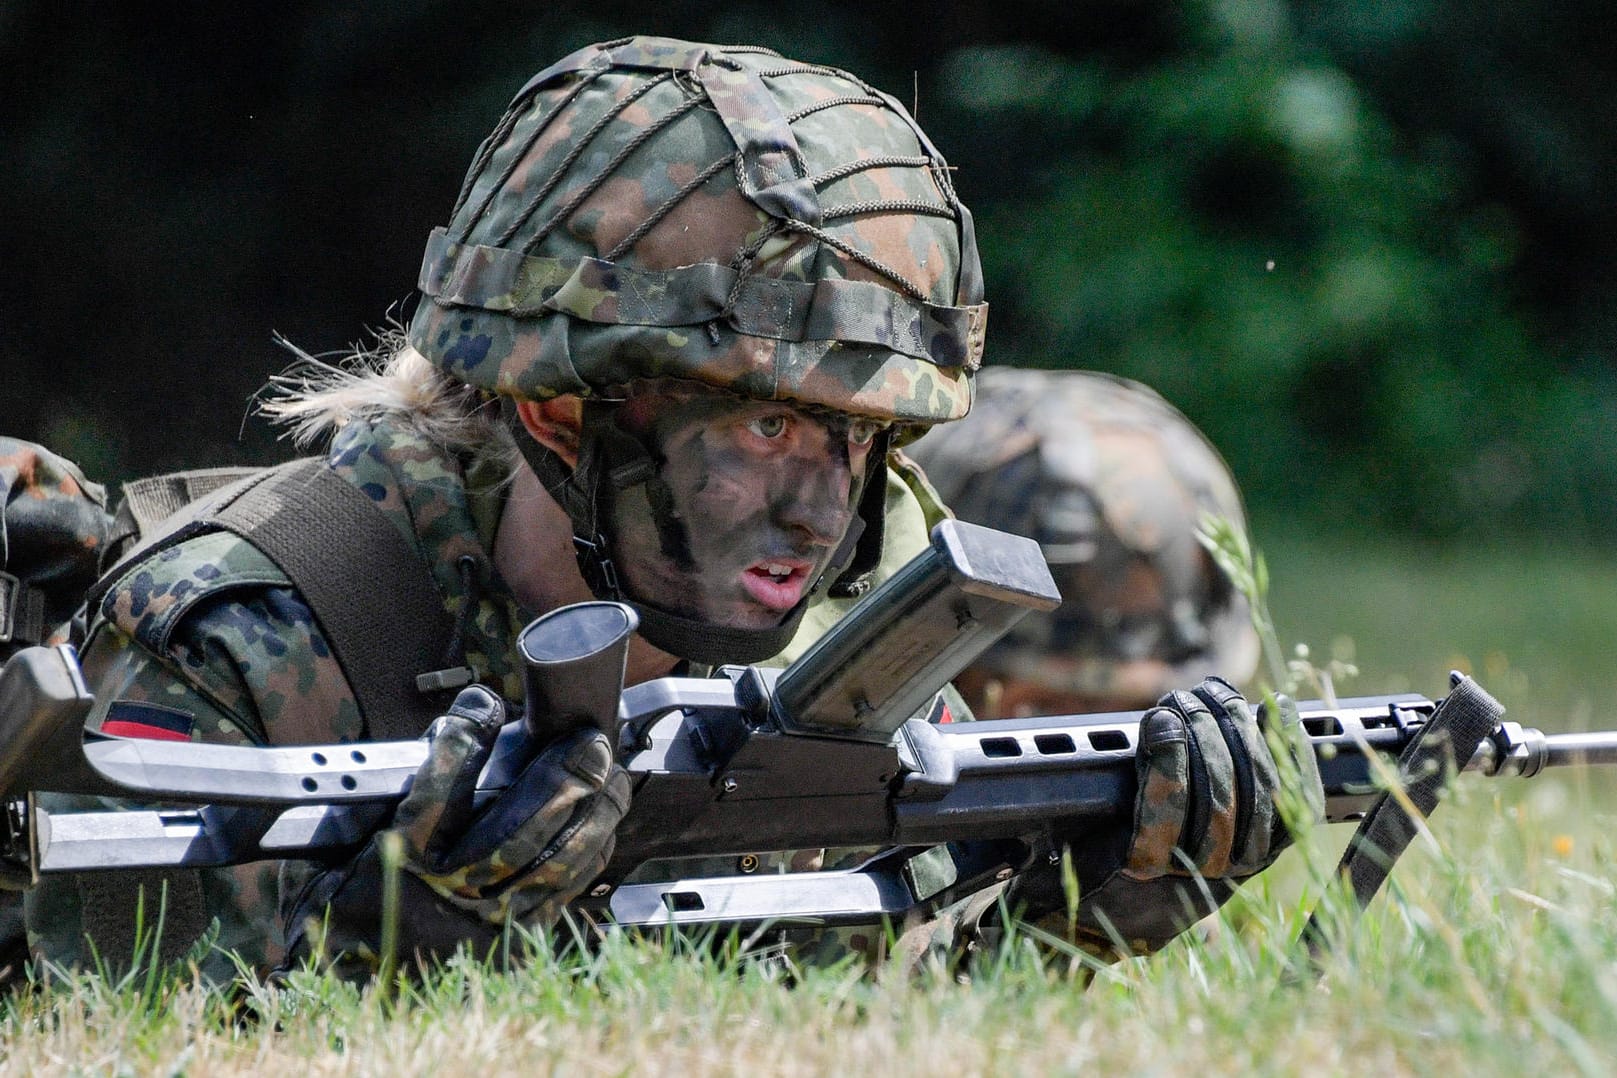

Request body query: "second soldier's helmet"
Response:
[905, 368, 1261, 713]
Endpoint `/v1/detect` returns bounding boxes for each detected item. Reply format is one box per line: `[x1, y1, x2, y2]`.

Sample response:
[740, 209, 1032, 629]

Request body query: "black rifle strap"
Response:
[94, 457, 455, 742]
[1302, 675, 1504, 954]
[213, 458, 457, 740]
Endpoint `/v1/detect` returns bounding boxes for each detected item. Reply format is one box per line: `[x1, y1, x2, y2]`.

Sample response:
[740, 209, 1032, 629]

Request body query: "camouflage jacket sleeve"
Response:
[85, 530, 365, 746]
[25, 530, 364, 980]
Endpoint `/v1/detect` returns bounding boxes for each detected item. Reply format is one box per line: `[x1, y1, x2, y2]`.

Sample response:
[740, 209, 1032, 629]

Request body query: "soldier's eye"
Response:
[748, 414, 789, 439]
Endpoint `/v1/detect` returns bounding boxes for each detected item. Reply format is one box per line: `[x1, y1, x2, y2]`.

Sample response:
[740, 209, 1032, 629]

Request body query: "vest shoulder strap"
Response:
[103, 467, 264, 571]
[94, 458, 455, 740]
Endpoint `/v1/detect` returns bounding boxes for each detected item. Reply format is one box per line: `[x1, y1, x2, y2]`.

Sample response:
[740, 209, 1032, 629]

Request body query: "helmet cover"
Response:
[409, 36, 986, 426]
[906, 368, 1261, 704]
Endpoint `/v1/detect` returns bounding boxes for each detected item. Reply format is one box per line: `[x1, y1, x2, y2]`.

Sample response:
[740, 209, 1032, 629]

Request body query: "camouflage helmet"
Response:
[1, 438, 112, 657]
[905, 368, 1261, 711]
[407, 36, 986, 425]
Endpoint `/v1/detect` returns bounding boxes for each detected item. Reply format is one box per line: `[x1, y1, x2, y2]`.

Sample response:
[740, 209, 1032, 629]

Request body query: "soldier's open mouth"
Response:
[741, 560, 811, 611]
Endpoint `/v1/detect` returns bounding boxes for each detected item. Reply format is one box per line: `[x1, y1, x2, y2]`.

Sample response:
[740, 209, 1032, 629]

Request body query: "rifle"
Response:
[0, 521, 1611, 929]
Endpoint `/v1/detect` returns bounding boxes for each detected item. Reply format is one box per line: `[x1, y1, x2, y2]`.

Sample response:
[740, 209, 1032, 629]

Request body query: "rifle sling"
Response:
[94, 457, 455, 742]
[1303, 675, 1504, 953]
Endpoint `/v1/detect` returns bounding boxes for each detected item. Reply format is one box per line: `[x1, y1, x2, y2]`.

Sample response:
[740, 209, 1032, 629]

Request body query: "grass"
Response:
[1264, 530, 1617, 732]
[4, 537, 1617, 1075]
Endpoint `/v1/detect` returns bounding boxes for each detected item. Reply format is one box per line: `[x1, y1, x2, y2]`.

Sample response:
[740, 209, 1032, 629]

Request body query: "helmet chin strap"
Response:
[501, 399, 875, 666]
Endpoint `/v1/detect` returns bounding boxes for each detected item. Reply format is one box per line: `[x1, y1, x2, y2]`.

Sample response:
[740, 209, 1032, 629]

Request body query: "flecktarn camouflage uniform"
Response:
[25, 417, 956, 979]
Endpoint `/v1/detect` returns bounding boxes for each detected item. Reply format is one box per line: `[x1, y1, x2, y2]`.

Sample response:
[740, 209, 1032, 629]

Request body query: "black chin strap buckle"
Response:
[573, 532, 622, 599]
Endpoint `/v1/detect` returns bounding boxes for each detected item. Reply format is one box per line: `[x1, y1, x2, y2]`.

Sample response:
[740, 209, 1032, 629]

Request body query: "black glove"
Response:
[1009, 676, 1324, 956]
[283, 685, 631, 978]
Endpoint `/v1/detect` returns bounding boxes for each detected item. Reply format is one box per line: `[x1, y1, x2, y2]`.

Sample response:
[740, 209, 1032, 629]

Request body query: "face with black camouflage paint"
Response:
[598, 383, 886, 631]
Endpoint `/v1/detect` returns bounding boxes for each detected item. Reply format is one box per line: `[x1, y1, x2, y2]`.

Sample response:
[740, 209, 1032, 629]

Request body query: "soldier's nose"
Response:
[773, 459, 854, 547]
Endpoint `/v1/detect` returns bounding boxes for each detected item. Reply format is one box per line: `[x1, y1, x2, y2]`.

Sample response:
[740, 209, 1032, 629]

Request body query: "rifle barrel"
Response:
[1543, 731, 1617, 768]
[1465, 724, 1617, 779]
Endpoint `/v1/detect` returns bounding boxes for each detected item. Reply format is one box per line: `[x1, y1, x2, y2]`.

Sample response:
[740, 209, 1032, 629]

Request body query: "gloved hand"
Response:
[1008, 676, 1324, 957]
[283, 684, 631, 977]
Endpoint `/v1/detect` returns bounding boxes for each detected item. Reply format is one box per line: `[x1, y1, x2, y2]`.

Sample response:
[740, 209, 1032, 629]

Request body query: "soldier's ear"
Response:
[514, 397, 584, 469]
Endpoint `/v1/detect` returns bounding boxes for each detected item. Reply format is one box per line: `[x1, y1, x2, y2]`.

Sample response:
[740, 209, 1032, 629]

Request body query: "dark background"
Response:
[6, 1, 1616, 543]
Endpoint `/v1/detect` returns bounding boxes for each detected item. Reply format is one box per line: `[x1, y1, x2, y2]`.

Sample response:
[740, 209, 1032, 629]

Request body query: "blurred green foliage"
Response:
[4, 1, 1614, 540]
[939, 2, 1616, 537]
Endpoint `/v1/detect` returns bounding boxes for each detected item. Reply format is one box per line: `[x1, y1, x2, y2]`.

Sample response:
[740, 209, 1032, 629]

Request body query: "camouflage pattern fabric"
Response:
[26, 412, 953, 980]
[905, 367, 1261, 710]
[1007, 676, 1324, 958]
[388, 688, 629, 926]
[0, 437, 112, 656]
[409, 36, 984, 426]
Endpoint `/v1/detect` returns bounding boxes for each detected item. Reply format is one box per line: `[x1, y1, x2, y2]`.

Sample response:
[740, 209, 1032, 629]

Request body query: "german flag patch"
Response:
[101, 701, 195, 742]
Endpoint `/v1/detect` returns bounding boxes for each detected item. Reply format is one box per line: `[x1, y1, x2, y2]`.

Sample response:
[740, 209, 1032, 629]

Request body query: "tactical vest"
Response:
[19, 457, 470, 973]
[89, 458, 464, 741]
